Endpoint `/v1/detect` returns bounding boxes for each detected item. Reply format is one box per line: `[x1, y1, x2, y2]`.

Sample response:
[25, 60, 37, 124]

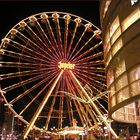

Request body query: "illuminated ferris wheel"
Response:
[0, 12, 118, 139]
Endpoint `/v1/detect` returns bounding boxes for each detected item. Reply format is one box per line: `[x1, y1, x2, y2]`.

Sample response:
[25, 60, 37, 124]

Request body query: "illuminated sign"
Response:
[58, 62, 75, 70]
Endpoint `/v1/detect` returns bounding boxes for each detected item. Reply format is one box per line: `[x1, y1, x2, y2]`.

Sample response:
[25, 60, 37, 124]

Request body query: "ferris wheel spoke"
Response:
[2, 50, 43, 64]
[75, 73, 106, 90]
[2, 49, 56, 65]
[9, 70, 58, 105]
[45, 80, 61, 130]
[2, 70, 57, 92]
[42, 15, 62, 58]
[18, 73, 59, 116]
[24, 24, 47, 50]
[97, 100, 108, 112]
[77, 100, 93, 127]
[58, 93, 63, 129]
[94, 100, 108, 114]
[66, 76, 97, 125]
[63, 15, 70, 59]
[14, 31, 57, 61]
[0, 61, 56, 70]
[74, 51, 104, 64]
[67, 20, 79, 59]
[66, 73, 93, 127]
[73, 100, 85, 126]
[0, 67, 54, 80]
[79, 60, 104, 66]
[23, 70, 63, 139]
[65, 76, 84, 126]
[52, 13, 64, 59]
[33, 19, 52, 46]
[65, 96, 73, 126]
[84, 102, 98, 124]
[31, 19, 59, 61]
[9, 39, 55, 63]
[68, 24, 87, 60]
[73, 74, 105, 95]
[77, 72, 106, 88]
[58, 81, 65, 129]
[62, 74, 75, 126]
[76, 66, 105, 73]
[70, 33, 96, 61]
[14, 30, 39, 53]
[24, 25, 60, 61]
[72, 41, 103, 62]
[75, 68, 106, 81]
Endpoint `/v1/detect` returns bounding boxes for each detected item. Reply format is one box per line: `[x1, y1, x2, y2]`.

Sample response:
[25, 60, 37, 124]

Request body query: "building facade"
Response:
[100, 0, 140, 130]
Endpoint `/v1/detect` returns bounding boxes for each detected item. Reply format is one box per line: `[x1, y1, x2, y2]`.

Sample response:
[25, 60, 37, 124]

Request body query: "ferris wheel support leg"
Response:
[23, 70, 63, 139]
[69, 70, 119, 139]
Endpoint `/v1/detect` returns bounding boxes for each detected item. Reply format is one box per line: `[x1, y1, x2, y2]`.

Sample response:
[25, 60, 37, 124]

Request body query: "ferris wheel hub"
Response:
[58, 61, 75, 70]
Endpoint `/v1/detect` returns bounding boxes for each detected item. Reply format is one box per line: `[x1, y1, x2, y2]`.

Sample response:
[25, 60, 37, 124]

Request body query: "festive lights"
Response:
[58, 62, 75, 70]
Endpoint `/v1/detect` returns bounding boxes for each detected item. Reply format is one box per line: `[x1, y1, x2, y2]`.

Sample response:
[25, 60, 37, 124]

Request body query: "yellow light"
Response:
[69, 70, 119, 139]
[23, 70, 63, 139]
[58, 62, 75, 70]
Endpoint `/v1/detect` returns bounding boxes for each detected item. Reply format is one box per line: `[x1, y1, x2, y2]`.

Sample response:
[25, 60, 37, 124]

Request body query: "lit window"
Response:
[111, 28, 121, 45]
[136, 68, 140, 80]
[122, 8, 140, 31]
[130, 82, 140, 95]
[112, 38, 123, 56]
[117, 87, 129, 103]
[129, 65, 140, 83]
[110, 96, 116, 107]
[116, 74, 128, 91]
[110, 17, 120, 37]
[115, 59, 126, 77]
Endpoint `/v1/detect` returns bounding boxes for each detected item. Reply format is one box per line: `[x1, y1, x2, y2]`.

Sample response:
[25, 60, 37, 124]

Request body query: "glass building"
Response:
[100, 0, 140, 133]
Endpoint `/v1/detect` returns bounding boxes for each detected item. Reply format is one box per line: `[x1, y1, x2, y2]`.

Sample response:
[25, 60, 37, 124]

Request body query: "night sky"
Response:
[0, 0, 100, 40]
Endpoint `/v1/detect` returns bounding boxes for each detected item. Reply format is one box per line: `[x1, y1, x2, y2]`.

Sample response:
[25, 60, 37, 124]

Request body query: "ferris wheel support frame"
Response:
[0, 11, 114, 139]
[69, 70, 119, 139]
[23, 70, 63, 139]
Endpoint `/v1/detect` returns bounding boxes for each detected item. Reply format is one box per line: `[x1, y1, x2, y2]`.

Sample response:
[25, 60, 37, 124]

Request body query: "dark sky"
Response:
[0, 0, 100, 40]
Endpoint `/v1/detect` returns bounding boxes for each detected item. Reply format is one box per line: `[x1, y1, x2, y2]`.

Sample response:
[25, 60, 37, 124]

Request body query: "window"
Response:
[136, 68, 140, 80]
[117, 87, 129, 103]
[129, 65, 140, 83]
[116, 74, 128, 91]
[110, 95, 116, 107]
[122, 8, 140, 31]
[115, 59, 126, 77]
[110, 17, 120, 37]
[111, 27, 121, 45]
[112, 38, 123, 56]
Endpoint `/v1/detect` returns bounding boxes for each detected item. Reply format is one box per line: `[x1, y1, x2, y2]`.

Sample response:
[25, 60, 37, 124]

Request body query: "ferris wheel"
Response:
[0, 12, 118, 139]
